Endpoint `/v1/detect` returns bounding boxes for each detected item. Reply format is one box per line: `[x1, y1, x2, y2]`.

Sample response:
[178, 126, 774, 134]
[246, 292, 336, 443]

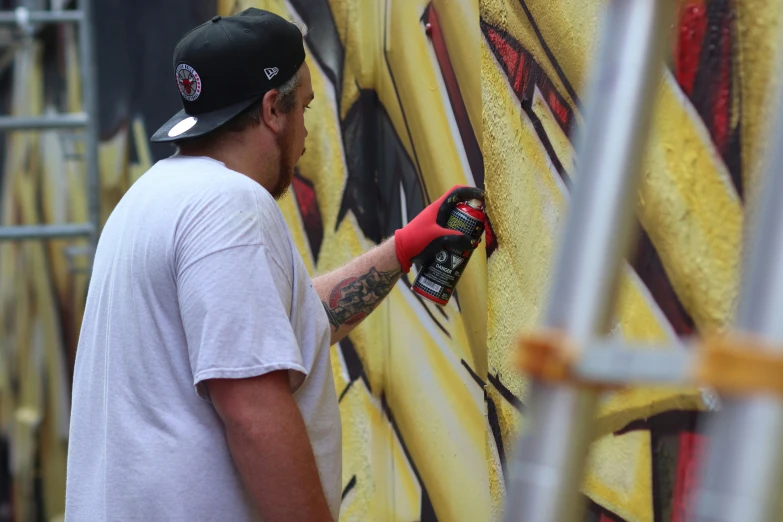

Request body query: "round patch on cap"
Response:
[168, 116, 198, 138]
[175, 63, 202, 102]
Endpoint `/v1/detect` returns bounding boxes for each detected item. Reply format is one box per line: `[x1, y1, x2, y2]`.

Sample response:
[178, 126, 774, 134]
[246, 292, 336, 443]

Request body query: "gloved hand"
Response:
[394, 185, 485, 273]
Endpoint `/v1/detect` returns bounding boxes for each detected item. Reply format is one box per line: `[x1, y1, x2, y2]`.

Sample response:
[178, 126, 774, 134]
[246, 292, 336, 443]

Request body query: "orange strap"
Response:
[515, 330, 614, 390]
[694, 335, 783, 396]
[516, 331, 783, 396]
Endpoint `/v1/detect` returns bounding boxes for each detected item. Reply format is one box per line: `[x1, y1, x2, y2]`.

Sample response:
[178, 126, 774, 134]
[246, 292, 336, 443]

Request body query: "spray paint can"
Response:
[413, 199, 486, 305]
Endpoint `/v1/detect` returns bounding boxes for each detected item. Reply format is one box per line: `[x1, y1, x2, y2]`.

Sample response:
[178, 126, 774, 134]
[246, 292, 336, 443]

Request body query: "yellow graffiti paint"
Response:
[482, 34, 568, 405]
[337, 0, 418, 165]
[2, 0, 762, 521]
[385, 0, 475, 195]
[337, 377, 422, 521]
[583, 430, 653, 522]
[640, 72, 743, 333]
[735, 0, 783, 195]
[388, 286, 491, 521]
[480, 0, 589, 120]
[481, 2, 731, 520]
[326, 0, 386, 119]
[487, 381, 521, 454]
[384, 0, 490, 377]
[485, 407, 508, 522]
[432, 0, 482, 143]
[530, 89, 576, 176]
[513, 0, 604, 95]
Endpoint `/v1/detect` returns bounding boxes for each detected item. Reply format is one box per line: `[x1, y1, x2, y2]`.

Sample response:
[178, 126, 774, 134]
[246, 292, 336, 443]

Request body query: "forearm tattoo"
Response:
[322, 267, 402, 331]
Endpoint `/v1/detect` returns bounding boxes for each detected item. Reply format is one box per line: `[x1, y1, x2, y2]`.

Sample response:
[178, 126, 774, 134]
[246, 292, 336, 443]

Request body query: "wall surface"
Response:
[482, 0, 782, 521]
[214, 2, 492, 520]
[1, 0, 780, 521]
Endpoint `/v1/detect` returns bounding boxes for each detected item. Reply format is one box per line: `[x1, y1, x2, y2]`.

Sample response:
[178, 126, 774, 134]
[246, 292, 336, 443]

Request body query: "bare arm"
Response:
[316, 185, 484, 345]
[206, 371, 333, 522]
[315, 237, 402, 345]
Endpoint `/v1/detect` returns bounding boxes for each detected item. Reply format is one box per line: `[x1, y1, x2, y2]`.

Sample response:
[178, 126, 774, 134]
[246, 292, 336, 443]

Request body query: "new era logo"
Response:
[264, 67, 279, 80]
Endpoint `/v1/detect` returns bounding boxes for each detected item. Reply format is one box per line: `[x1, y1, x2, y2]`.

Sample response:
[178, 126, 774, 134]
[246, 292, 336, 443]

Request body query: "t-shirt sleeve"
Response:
[176, 243, 307, 400]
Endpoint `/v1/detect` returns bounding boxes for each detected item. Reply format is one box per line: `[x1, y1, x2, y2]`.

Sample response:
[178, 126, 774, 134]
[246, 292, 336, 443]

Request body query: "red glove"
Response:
[394, 185, 485, 273]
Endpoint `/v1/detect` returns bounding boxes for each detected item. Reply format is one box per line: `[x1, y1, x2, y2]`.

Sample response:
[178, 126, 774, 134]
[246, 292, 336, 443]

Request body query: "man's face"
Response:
[272, 62, 314, 199]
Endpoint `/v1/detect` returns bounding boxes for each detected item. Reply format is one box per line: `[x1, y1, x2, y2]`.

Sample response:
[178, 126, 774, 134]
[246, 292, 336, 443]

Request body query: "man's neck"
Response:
[179, 141, 279, 193]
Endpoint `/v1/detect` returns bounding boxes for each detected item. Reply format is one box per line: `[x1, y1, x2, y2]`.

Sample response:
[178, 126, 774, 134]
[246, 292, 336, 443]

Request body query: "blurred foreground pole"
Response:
[502, 1, 673, 521]
[690, 52, 783, 522]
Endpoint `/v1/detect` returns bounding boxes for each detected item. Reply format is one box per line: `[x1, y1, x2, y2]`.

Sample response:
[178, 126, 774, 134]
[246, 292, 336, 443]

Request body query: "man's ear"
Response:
[260, 89, 283, 133]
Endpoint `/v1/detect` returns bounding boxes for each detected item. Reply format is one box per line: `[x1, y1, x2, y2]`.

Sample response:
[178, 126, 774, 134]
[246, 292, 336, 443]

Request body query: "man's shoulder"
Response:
[152, 156, 270, 211]
[156, 157, 292, 256]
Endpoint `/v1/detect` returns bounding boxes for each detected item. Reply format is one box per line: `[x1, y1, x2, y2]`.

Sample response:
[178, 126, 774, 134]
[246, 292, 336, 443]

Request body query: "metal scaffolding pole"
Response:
[502, 1, 673, 521]
[0, 1, 100, 263]
[0, 113, 87, 129]
[77, 0, 100, 251]
[0, 8, 83, 24]
[0, 222, 94, 240]
[689, 61, 783, 522]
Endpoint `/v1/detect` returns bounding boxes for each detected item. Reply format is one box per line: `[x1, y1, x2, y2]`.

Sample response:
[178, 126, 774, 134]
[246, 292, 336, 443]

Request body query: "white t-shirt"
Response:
[65, 155, 341, 521]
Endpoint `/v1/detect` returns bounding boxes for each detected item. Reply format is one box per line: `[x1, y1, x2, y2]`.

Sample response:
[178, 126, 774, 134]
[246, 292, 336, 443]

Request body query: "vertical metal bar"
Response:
[690, 68, 783, 522]
[502, 1, 673, 521]
[77, 0, 100, 256]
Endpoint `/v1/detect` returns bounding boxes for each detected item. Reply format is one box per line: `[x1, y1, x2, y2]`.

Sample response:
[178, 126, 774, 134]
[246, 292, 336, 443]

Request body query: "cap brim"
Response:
[150, 95, 262, 143]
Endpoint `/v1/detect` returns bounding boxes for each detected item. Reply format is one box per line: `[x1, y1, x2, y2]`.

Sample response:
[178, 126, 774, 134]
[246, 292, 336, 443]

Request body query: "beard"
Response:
[271, 125, 300, 200]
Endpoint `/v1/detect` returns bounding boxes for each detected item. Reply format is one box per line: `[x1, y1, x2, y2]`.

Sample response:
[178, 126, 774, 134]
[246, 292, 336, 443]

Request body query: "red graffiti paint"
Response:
[547, 89, 570, 129]
[483, 23, 573, 135]
[674, 0, 739, 170]
[291, 172, 324, 261]
[676, 1, 708, 96]
[672, 431, 707, 522]
[512, 51, 529, 94]
[486, 26, 520, 79]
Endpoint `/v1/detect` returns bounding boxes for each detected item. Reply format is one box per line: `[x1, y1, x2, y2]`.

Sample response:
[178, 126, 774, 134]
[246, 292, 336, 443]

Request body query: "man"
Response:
[65, 8, 483, 522]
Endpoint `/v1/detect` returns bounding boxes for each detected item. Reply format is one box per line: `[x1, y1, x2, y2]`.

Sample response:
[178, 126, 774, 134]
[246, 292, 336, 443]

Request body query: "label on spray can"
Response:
[413, 199, 486, 305]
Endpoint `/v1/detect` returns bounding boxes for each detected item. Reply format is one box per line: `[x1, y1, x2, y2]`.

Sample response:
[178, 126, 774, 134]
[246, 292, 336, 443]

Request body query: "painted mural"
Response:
[482, 0, 782, 521]
[1, 0, 781, 521]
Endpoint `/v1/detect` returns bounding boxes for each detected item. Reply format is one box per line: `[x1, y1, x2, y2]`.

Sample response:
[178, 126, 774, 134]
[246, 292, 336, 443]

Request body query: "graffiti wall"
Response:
[1, 0, 781, 521]
[482, 0, 783, 521]
[219, 1, 492, 520]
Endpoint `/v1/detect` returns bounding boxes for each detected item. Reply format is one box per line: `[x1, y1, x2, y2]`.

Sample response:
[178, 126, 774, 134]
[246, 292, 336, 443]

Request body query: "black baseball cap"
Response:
[150, 8, 306, 143]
